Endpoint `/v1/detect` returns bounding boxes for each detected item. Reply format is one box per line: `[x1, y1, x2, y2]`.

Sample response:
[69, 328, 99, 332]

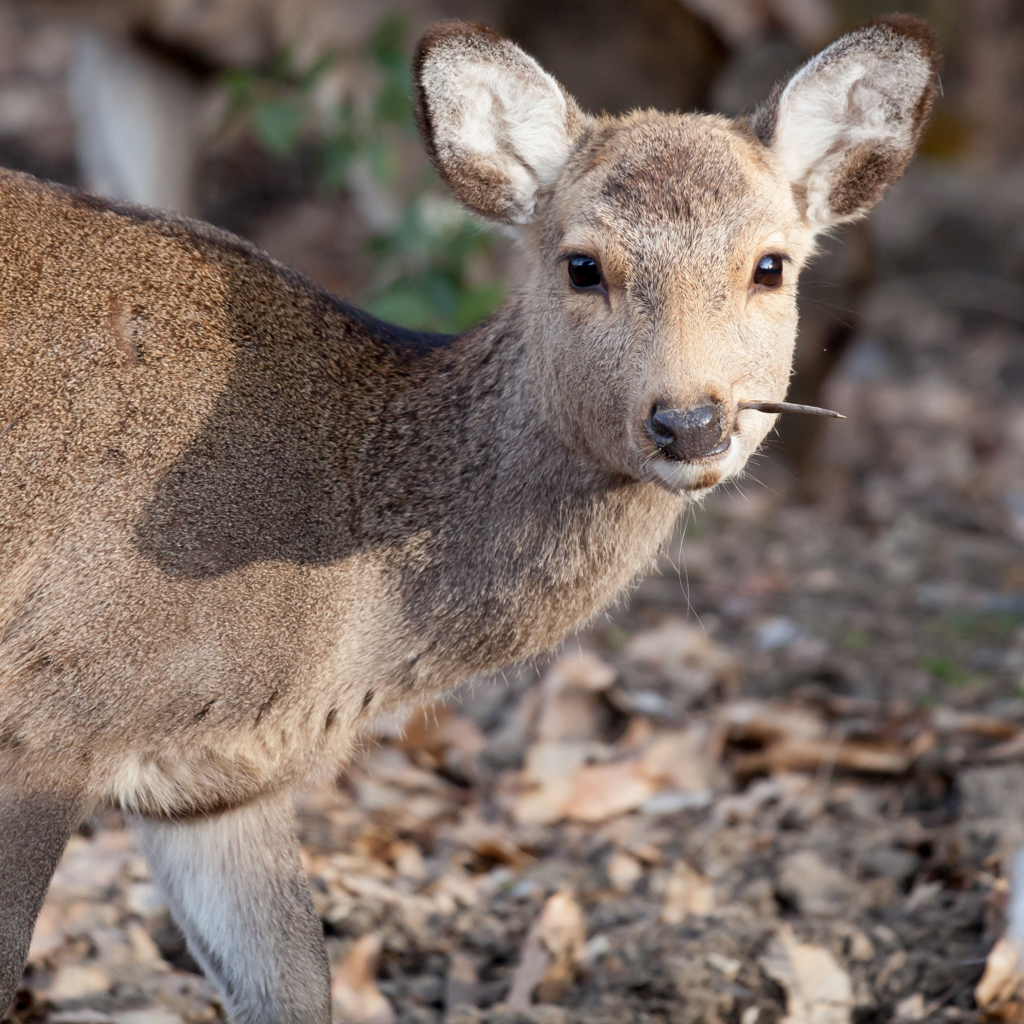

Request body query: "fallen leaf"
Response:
[111, 1010, 185, 1024]
[893, 993, 926, 1021]
[980, 733, 1024, 763]
[931, 708, 1018, 740]
[607, 851, 644, 892]
[389, 841, 427, 880]
[639, 725, 713, 791]
[625, 619, 740, 701]
[514, 742, 593, 825]
[331, 933, 397, 1024]
[536, 652, 616, 743]
[507, 892, 586, 1009]
[446, 811, 535, 869]
[661, 861, 714, 924]
[400, 704, 486, 760]
[544, 650, 618, 692]
[48, 964, 111, 1001]
[760, 924, 853, 1024]
[976, 936, 1024, 1018]
[732, 736, 912, 776]
[563, 759, 656, 823]
[722, 701, 828, 744]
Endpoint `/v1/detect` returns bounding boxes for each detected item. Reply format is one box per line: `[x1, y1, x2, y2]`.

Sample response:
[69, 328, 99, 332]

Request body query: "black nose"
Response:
[645, 400, 730, 461]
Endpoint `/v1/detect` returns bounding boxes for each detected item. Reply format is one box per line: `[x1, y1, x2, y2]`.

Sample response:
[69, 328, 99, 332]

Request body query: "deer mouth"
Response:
[643, 435, 735, 494]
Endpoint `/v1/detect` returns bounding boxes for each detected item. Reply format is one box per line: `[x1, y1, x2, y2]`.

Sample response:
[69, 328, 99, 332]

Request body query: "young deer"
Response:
[0, 17, 937, 1023]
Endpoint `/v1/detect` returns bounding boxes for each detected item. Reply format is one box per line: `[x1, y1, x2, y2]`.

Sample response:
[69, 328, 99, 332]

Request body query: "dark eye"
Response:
[753, 253, 784, 289]
[567, 254, 603, 290]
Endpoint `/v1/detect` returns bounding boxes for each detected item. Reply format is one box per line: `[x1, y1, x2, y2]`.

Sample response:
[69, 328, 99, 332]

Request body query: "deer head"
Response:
[414, 17, 938, 494]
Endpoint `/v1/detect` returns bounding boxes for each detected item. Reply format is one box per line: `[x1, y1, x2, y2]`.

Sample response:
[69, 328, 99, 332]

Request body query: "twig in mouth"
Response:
[737, 401, 846, 419]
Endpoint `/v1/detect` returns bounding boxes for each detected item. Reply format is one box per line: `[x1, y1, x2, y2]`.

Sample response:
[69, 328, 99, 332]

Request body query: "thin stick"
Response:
[737, 401, 846, 419]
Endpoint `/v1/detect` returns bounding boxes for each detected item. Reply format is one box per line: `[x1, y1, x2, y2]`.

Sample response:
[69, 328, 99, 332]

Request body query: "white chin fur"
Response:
[646, 436, 751, 495]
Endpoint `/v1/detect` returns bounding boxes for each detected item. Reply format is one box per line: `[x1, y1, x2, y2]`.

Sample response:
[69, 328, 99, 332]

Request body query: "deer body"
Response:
[0, 173, 680, 816]
[1, 18, 938, 1024]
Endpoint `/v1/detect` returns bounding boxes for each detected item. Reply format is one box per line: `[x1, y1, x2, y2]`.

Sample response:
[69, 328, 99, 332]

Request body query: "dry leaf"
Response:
[544, 651, 618, 692]
[536, 687, 606, 744]
[563, 759, 656, 823]
[48, 963, 112, 1000]
[536, 652, 615, 743]
[331, 933, 397, 1024]
[607, 852, 644, 892]
[639, 725, 713, 791]
[661, 861, 714, 924]
[760, 924, 853, 1024]
[723, 701, 828, 744]
[893, 993, 926, 1021]
[931, 708, 1017, 740]
[976, 937, 1024, 1018]
[112, 1010, 185, 1024]
[625, 619, 740, 701]
[389, 841, 427, 880]
[980, 733, 1024, 763]
[514, 742, 593, 825]
[733, 736, 912, 776]
[447, 812, 535, 869]
[508, 891, 587, 1009]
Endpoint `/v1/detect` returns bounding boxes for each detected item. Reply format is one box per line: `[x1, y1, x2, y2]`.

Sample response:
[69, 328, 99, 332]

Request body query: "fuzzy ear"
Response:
[414, 21, 587, 224]
[751, 15, 939, 229]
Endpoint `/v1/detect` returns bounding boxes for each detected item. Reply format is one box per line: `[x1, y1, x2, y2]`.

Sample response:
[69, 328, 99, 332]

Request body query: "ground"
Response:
[7, 163, 1024, 1024]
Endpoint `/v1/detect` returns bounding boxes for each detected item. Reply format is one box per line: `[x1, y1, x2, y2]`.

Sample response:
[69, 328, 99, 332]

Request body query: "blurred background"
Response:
[9, 2, 1024, 1024]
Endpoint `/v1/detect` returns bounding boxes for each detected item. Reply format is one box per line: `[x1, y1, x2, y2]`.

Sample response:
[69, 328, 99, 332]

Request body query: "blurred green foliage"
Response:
[920, 655, 973, 687]
[222, 17, 503, 333]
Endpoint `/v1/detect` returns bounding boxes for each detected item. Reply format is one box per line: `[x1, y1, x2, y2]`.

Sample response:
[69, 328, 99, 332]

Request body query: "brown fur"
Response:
[0, 17, 938, 1021]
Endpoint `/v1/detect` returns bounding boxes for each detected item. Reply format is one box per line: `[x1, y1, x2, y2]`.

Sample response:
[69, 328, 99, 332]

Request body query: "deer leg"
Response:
[0, 789, 82, 1015]
[134, 790, 331, 1024]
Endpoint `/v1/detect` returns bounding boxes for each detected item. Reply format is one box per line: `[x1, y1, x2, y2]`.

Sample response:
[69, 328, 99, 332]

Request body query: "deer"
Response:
[0, 15, 937, 1024]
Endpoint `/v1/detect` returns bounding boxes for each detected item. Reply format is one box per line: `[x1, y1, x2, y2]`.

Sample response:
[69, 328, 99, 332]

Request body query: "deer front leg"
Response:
[134, 790, 330, 1024]
[0, 788, 82, 1015]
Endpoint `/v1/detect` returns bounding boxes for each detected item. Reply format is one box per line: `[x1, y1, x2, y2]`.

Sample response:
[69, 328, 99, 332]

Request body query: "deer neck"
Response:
[367, 301, 684, 679]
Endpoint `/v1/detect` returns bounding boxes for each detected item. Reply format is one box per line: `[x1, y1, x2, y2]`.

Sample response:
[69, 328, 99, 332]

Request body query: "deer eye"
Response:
[567, 254, 604, 291]
[753, 253, 784, 289]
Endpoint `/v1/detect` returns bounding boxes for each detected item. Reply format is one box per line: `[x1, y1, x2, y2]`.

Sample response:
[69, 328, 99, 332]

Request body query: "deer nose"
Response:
[645, 400, 730, 461]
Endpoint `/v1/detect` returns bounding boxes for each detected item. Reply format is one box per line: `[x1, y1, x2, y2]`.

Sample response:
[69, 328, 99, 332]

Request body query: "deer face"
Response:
[415, 18, 938, 494]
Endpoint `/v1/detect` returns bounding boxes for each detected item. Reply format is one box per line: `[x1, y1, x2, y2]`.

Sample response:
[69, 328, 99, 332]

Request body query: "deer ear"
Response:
[414, 21, 587, 225]
[752, 15, 939, 229]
